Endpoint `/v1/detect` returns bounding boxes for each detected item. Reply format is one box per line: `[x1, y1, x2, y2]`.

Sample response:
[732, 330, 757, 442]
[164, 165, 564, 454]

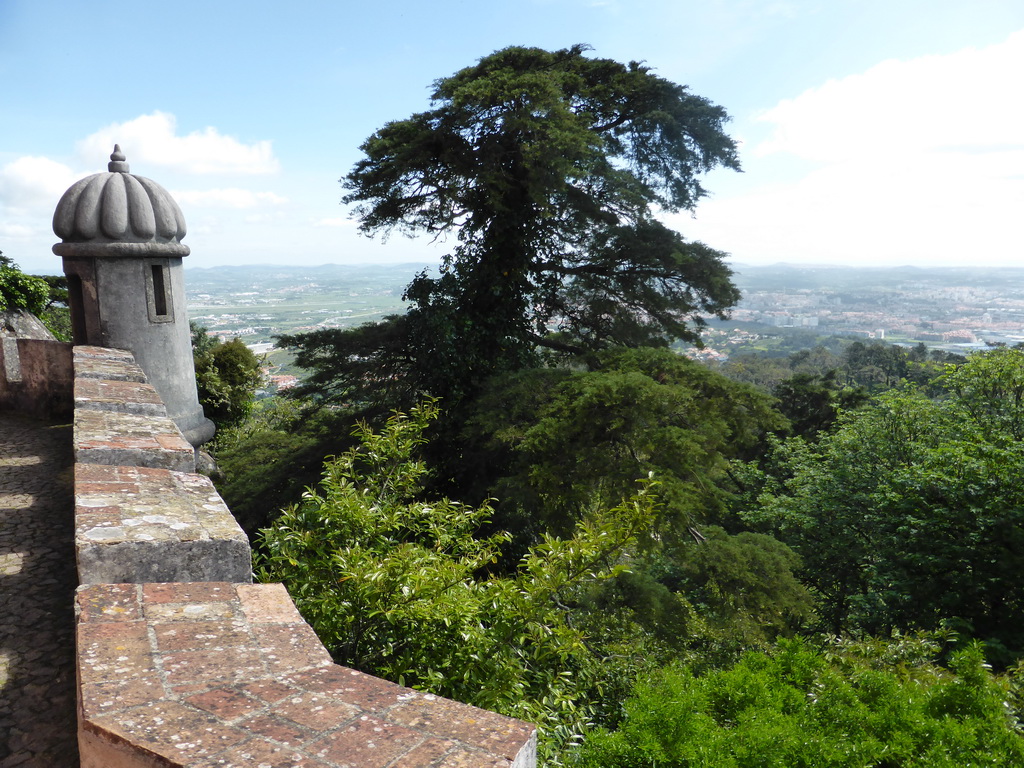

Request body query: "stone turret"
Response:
[52, 146, 214, 445]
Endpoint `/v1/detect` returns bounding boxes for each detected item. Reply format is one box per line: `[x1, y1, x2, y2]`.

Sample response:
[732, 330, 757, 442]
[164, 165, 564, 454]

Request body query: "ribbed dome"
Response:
[52, 146, 189, 257]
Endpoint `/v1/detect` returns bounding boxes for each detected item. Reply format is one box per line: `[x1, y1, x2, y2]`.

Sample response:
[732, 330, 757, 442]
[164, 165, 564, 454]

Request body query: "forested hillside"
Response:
[206, 46, 1024, 766]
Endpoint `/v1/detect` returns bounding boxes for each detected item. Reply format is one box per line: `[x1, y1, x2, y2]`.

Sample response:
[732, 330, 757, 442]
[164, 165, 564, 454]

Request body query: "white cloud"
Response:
[0, 223, 36, 239]
[0, 156, 80, 209]
[754, 30, 1024, 163]
[173, 188, 288, 209]
[678, 29, 1024, 267]
[77, 112, 279, 175]
[0, 116, 282, 269]
[243, 213, 284, 224]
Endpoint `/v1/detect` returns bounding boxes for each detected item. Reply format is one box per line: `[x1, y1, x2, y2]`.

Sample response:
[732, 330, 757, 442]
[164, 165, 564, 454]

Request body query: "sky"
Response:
[2, 0, 1023, 274]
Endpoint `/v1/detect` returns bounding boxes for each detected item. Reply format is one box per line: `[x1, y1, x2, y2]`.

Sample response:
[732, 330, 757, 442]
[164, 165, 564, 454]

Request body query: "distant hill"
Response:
[185, 263, 435, 294]
[729, 263, 1024, 293]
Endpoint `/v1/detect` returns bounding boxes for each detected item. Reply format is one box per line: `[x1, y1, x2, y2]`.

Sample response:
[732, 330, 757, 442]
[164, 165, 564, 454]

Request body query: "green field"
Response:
[185, 262, 430, 344]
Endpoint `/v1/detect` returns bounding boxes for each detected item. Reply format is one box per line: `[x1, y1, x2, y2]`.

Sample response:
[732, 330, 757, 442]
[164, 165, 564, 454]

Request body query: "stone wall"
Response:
[71, 346, 537, 768]
[0, 335, 73, 419]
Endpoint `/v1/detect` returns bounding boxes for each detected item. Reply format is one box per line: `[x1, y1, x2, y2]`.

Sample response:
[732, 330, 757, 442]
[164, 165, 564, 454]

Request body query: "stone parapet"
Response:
[77, 583, 536, 768]
[74, 347, 196, 471]
[69, 346, 537, 767]
[75, 463, 251, 584]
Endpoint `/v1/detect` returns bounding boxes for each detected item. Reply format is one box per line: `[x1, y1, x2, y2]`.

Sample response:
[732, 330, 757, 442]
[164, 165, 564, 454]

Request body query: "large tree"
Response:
[284, 45, 740, 405]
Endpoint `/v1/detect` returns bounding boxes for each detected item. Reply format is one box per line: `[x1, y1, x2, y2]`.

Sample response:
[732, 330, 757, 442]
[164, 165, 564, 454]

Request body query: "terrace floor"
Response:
[0, 413, 78, 767]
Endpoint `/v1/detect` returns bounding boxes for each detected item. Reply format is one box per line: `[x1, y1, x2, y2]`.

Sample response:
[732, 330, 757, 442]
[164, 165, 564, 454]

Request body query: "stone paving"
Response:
[0, 413, 79, 767]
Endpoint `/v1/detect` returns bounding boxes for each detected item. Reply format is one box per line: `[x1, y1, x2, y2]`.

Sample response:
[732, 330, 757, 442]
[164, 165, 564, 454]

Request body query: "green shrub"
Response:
[575, 639, 1024, 767]
[0, 265, 50, 315]
[257, 400, 662, 762]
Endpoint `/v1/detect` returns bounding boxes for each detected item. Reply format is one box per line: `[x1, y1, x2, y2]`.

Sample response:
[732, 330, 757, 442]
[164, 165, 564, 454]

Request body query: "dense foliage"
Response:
[737, 349, 1024, 661]
[456, 347, 783, 544]
[231, 344, 1024, 764]
[257, 402, 664, 759]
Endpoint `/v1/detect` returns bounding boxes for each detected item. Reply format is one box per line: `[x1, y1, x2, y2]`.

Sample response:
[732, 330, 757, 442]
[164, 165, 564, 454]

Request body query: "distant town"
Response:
[185, 262, 1024, 386]
[731, 263, 1024, 344]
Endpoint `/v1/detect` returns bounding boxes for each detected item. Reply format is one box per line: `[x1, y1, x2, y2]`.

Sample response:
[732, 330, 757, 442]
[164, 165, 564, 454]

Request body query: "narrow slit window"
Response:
[147, 262, 173, 322]
[68, 273, 87, 343]
[151, 265, 168, 316]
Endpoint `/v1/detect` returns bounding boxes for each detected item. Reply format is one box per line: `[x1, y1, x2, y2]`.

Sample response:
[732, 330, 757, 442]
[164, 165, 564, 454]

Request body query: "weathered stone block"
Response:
[75, 463, 251, 584]
[75, 376, 167, 416]
[73, 345, 148, 382]
[75, 466, 251, 585]
[74, 408, 194, 472]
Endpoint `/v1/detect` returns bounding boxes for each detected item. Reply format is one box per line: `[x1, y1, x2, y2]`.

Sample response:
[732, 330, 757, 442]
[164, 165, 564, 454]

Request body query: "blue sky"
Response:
[2, 0, 1023, 273]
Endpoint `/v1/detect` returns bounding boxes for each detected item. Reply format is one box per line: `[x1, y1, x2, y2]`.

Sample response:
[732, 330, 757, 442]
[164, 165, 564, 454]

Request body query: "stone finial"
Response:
[108, 144, 130, 173]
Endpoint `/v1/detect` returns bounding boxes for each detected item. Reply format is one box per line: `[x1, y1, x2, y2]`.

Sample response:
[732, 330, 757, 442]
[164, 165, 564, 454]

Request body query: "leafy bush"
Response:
[191, 324, 264, 426]
[256, 400, 662, 761]
[575, 639, 1024, 767]
[0, 265, 50, 315]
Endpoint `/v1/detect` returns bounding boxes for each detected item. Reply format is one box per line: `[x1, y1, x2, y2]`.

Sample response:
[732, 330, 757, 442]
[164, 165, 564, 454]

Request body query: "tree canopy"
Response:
[283, 45, 741, 405]
[737, 351, 1024, 657]
[457, 347, 783, 540]
[191, 324, 265, 427]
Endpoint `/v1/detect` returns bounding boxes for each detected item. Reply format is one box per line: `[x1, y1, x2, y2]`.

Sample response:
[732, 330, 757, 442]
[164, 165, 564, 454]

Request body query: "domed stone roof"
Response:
[52, 146, 189, 257]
